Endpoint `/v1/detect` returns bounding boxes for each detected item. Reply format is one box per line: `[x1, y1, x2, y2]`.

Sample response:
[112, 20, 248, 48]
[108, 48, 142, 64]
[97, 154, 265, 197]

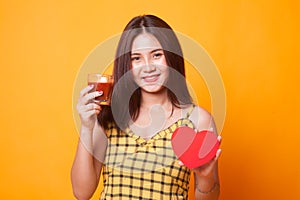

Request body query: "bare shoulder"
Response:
[189, 105, 217, 133]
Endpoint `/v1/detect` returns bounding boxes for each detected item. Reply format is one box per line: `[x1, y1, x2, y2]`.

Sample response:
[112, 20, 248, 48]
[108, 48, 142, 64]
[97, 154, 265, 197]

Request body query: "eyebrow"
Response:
[131, 48, 163, 55]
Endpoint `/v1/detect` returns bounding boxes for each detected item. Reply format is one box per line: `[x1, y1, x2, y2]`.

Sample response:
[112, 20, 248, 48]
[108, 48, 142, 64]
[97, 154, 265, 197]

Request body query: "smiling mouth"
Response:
[142, 74, 160, 82]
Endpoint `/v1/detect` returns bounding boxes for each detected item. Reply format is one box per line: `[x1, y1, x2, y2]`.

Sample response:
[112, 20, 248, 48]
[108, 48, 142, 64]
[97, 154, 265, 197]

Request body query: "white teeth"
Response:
[144, 76, 157, 81]
[143, 74, 159, 80]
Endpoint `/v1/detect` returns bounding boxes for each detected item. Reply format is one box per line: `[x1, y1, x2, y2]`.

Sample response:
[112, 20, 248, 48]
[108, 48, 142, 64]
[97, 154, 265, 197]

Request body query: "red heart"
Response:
[171, 126, 220, 169]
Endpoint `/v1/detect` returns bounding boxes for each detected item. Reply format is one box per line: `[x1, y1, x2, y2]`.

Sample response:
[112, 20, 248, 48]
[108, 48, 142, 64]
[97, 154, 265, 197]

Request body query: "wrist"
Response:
[196, 181, 219, 194]
[80, 125, 94, 134]
[79, 126, 94, 148]
[194, 173, 216, 194]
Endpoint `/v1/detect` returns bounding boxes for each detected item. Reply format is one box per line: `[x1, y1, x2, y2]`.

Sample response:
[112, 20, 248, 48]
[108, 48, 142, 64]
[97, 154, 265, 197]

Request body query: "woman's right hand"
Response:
[76, 85, 103, 131]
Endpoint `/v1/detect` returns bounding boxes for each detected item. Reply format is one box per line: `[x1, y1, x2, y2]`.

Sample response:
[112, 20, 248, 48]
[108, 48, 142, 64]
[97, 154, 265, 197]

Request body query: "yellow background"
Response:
[1, 0, 299, 199]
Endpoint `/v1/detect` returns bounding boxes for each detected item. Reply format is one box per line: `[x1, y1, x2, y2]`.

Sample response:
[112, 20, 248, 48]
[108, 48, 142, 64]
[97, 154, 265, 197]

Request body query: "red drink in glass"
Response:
[88, 74, 113, 105]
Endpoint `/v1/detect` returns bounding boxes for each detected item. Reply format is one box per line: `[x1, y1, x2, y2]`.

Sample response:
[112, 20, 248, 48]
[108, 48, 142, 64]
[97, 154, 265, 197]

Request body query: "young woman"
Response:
[71, 14, 221, 200]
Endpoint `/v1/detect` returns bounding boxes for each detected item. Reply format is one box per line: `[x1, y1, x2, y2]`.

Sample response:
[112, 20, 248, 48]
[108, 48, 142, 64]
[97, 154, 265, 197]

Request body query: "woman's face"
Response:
[131, 33, 169, 93]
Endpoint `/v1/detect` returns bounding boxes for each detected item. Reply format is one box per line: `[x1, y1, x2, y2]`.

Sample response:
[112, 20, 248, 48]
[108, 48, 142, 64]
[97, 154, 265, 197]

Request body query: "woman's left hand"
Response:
[179, 135, 222, 176]
[193, 135, 221, 176]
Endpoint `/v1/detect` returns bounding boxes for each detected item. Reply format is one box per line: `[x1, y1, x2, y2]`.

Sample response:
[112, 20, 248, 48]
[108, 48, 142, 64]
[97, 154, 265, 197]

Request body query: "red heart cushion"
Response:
[171, 126, 220, 169]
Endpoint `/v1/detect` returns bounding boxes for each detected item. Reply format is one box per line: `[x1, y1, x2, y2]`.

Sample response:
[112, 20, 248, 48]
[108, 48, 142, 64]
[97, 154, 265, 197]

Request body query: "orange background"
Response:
[1, 0, 299, 199]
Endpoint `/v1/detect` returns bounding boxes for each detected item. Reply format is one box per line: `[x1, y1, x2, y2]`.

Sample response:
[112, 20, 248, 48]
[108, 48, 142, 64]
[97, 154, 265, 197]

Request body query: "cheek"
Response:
[131, 67, 141, 81]
[159, 64, 169, 74]
[131, 62, 137, 69]
[164, 69, 170, 80]
[157, 57, 168, 66]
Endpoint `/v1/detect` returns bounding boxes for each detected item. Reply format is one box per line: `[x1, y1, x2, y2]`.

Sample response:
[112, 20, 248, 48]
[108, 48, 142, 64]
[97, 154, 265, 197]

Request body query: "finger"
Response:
[217, 135, 222, 145]
[80, 85, 94, 97]
[81, 103, 101, 113]
[214, 149, 222, 161]
[178, 160, 184, 166]
[82, 109, 100, 118]
[77, 103, 101, 116]
[81, 91, 103, 105]
[86, 103, 101, 111]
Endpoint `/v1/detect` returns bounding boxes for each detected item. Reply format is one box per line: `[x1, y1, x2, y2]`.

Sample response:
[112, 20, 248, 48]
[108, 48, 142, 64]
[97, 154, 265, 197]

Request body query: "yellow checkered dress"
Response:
[100, 107, 195, 200]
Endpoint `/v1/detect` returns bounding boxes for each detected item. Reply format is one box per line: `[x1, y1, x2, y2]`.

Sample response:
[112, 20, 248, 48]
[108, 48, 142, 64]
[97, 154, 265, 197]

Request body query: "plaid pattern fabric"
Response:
[100, 107, 195, 200]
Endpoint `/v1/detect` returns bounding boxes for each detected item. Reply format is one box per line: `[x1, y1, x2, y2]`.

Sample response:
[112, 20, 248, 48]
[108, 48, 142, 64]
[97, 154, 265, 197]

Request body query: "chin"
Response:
[141, 85, 166, 93]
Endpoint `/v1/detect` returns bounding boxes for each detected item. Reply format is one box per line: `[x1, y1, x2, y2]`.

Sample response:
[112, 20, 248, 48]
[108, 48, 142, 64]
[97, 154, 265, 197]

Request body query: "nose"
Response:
[143, 57, 155, 73]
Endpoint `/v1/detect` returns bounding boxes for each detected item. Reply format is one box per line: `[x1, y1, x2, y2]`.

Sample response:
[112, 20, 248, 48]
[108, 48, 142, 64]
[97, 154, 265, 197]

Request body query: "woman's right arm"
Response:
[71, 85, 107, 200]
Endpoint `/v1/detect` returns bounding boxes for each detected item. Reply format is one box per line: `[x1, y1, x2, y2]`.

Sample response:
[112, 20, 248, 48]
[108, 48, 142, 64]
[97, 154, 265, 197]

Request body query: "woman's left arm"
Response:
[188, 106, 222, 200]
[193, 147, 221, 200]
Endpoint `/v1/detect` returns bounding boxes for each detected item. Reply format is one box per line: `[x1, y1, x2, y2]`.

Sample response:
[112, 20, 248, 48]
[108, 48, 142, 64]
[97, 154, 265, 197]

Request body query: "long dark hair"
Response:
[98, 15, 193, 131]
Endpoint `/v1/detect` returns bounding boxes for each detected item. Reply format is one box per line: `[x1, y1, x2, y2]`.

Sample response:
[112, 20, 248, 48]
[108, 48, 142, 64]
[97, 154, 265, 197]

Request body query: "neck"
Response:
[140, 88, 171, 110]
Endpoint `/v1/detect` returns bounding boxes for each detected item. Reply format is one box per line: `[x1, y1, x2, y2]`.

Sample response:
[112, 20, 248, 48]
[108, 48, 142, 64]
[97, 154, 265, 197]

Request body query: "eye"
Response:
[131, 56, 141, 62]
[153, 52, 163, 59]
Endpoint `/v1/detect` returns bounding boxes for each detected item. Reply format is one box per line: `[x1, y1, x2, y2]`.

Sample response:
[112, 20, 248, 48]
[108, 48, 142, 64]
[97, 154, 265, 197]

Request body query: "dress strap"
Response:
[185, 104, 196, 119]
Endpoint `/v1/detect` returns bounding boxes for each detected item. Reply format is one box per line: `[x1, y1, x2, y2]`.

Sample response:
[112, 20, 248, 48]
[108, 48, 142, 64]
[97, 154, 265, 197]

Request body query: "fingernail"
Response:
[97, 91, 103, 95]
[89, 84, 94, 88]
